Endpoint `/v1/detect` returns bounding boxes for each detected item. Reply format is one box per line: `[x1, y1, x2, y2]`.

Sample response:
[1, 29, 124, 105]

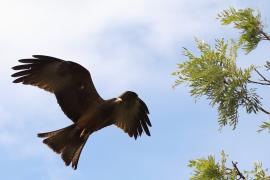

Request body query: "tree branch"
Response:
[248, 79, 270, 85]
[258, 106, 270, 115]
[242, 93, 270, 115]
[232, 161, 246, 180]
[254, 68, 270, 83]
[260, 30, 270, 41]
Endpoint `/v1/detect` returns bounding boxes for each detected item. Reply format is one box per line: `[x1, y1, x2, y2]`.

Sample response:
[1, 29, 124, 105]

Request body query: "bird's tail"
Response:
[37, 124, 90, 170]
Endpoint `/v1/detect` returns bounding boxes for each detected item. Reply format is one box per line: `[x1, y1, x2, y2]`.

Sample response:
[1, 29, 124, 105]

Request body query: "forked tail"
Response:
[38, 124, 90, 170]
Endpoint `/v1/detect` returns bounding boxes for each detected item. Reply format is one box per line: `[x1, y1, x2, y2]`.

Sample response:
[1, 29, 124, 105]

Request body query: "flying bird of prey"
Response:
[12, 55, 151, 169]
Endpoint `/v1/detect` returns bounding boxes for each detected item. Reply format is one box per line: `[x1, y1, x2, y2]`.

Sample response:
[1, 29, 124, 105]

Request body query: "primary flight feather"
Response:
[11, 55, 151, 169]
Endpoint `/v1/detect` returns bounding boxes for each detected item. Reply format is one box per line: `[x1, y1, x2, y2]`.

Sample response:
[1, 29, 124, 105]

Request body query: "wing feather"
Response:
[12, 55, 104, 122]
[114, 98, 151, 139]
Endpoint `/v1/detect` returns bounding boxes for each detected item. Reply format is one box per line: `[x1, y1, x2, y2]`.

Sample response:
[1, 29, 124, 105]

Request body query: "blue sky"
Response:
[1, 0, 270, 179]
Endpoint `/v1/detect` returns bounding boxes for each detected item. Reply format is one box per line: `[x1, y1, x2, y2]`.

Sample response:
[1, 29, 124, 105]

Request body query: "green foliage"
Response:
[173, 7, 270, 129]
[180, 6, 270, 180]
[172, 38, 262, 128]
[218, 7, 264, 53]
[264, 61, 270, 70]
[189, 151, 269, 180]
[188, 156, 223, 179]
[258, 121, 270, 133]
[188, 151, 237, 180]
[245, 162, 270, 180]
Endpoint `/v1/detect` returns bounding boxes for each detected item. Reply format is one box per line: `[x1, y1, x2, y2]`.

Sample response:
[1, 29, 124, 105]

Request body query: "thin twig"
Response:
[258, 106, 270, 115]
[260, 30, 270, 41]
[248, 79, 270, 85]
[232, 161, 246, 179]
[248, 69, 270, 114]
[242, 94, 270, 115]
[254, 68, 270, 83]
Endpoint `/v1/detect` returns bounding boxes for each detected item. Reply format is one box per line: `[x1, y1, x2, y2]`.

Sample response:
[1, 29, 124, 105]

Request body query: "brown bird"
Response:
[11, 55, 151, 169]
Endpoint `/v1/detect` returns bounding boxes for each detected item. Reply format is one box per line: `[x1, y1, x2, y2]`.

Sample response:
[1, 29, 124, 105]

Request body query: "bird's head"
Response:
[116, 91, 138, 106]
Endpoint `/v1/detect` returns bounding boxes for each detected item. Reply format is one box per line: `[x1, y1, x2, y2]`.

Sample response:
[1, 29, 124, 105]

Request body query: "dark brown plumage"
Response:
[12, 55, 151, 169]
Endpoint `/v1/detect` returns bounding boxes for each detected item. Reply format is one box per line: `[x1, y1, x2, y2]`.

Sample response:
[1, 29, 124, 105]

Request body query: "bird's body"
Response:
[12, 55, 151, 169]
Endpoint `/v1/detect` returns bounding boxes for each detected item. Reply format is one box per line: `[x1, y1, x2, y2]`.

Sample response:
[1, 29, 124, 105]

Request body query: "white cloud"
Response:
[0, 0, 236, 53]
[0, 0, 243, 88]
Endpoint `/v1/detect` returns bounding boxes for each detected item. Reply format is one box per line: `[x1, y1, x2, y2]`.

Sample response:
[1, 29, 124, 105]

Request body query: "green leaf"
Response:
[188, 151, 269, 179]
[217, 7, 264, 53]
[258, 121, 270, 133]
[173, 38, 261, 129]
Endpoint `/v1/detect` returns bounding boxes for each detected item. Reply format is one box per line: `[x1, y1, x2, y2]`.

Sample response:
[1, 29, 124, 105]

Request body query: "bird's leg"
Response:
[80, 129, 89, 139]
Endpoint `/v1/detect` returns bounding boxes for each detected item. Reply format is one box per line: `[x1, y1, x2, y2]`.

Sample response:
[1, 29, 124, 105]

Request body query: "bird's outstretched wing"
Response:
[114, 98, 151, 139]
[12, 55, 104, 122]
